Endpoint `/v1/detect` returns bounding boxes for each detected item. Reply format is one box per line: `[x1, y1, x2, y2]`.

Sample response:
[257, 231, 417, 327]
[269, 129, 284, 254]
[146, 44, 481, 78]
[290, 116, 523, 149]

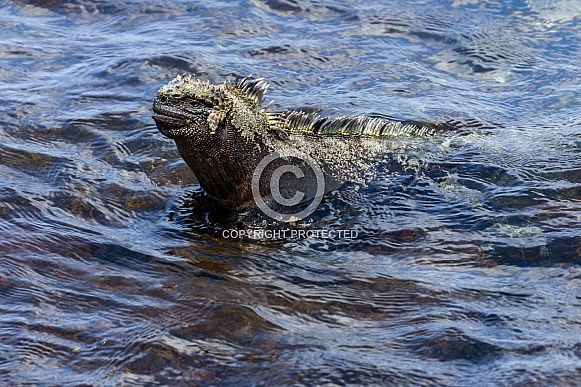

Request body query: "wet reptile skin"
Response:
[152, 74, 449, 210]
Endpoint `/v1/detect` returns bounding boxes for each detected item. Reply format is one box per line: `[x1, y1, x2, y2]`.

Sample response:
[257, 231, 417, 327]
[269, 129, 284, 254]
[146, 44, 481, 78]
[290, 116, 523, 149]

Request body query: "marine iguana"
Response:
[152, 74, 450, 215]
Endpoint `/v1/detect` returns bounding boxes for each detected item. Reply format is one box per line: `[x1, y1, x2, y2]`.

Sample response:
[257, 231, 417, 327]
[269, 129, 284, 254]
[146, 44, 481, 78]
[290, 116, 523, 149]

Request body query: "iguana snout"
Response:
[152, 94, 211, 140]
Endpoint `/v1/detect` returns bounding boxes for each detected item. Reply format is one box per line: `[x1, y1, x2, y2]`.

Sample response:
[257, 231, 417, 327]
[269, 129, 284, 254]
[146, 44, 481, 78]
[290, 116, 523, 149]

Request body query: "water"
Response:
[1, 0, 580, 385]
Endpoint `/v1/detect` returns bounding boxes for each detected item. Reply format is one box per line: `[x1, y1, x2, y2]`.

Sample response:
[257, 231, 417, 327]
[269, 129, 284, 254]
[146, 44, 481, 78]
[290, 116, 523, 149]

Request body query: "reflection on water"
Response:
[1, 0, 580, 384]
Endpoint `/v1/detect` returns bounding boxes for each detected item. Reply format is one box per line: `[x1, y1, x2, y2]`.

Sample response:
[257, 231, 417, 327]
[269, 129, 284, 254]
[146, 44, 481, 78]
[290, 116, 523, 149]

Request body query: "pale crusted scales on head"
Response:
[158, 74, 216, 102]
[158, 74, 272, 137]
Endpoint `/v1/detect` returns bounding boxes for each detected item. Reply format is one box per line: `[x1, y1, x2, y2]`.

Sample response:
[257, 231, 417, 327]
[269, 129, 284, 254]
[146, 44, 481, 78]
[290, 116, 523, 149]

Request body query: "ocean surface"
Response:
[1, 0, 580, 385]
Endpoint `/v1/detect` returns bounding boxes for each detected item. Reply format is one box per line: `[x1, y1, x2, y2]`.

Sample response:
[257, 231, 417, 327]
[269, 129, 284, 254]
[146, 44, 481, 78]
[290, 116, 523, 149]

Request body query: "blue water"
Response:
[1, 0, 580, 385]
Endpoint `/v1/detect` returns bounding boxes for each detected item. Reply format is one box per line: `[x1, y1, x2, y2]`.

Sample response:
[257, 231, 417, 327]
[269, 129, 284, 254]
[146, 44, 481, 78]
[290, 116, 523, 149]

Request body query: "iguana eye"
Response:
[188, 100, 202, 107]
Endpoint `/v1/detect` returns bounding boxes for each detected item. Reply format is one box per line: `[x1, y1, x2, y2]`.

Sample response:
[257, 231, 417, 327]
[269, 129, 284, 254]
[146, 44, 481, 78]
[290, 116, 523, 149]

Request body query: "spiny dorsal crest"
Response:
[267, 110, 441, 137]
[209, 75, 270, 134]
[231, 75, 270, 107]
[161, 74, 442, 138]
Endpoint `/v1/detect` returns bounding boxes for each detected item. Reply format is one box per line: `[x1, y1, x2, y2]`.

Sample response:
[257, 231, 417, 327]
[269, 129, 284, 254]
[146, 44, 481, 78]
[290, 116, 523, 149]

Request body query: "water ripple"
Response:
[1, 0, 580, 384]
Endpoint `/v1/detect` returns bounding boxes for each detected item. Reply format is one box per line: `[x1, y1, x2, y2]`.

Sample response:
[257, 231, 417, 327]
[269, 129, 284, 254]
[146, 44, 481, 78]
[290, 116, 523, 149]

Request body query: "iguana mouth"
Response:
[152, 97, 189, 126]
[152, 95, 213, 139]
[151, 112, 183, 128]
[151, 105, 189, 140]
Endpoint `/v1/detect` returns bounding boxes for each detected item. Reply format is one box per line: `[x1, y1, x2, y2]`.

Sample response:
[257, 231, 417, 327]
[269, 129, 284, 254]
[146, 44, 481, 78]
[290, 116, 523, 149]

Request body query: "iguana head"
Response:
[152, 74, 273, 208]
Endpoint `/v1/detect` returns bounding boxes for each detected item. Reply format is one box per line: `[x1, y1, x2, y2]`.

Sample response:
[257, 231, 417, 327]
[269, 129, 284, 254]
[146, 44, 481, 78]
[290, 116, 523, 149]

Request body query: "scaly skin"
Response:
[152, 74, 446, 210]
